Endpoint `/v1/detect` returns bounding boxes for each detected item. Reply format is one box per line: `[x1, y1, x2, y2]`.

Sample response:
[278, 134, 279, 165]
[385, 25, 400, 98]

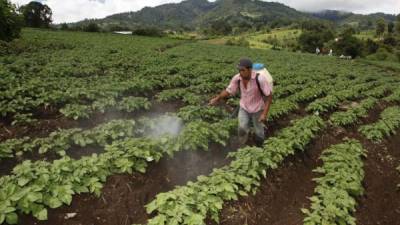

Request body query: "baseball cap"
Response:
[237, 58, 253, 70]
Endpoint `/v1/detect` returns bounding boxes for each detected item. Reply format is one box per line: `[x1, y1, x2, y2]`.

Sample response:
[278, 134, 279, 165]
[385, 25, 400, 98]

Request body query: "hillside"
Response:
[72, 0, 397, 31]
[74, 0, 311, 30]
[311, 10, 397, 29]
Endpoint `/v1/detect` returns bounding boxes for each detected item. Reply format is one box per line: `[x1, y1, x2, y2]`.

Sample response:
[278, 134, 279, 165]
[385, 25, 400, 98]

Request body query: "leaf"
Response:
[261, 169, 266, 178]
[187, 213, 204, 225]
[301, 208, 310, 214]
[34, 208, 48, 221]
[60, 194, 73, 205]
[10, 188, 29, 201]
[27, 192, 43, 202]
[17, 177, 30, 186]
[5, 213, 18, 225]
[46, 196, 63, 208]
[0, 214, 5, 224]
[146, 201, 157, 214]
[74, 185, 89, 193]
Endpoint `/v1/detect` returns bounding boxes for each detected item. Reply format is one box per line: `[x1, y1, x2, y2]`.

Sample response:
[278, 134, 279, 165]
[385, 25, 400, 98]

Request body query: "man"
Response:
[209, 58, 273, 146]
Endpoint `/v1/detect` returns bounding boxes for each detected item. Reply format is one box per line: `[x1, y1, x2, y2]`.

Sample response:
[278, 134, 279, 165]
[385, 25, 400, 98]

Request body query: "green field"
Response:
[204, 28, 301, 49]
[354, 30, 377, 41]
[0, 28, 400, 225]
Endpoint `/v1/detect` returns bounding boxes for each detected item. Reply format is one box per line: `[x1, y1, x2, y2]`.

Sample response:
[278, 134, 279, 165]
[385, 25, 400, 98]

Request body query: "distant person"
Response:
[316, 47, 320, 55]
[328, 49, 333, 56]
[209, 58, 273, 146]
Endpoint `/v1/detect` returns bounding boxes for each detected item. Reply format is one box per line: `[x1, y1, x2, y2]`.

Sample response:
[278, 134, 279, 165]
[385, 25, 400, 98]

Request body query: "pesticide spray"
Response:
[144, 114, 184, 138]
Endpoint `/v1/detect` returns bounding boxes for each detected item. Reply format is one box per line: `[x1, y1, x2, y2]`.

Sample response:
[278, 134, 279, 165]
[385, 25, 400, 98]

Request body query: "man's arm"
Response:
[259, 94, 273, 122]
[209, 75, 239, 106]
[209, 90, 231, 106]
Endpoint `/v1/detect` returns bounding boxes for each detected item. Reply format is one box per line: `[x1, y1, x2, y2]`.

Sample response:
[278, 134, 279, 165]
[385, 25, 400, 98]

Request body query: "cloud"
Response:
[11, 0, 183, 23]
[10, 0, 400, 24]
[276, 0, 400, 14]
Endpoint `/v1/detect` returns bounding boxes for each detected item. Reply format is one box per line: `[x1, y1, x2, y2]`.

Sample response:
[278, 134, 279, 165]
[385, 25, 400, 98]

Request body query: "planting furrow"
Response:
[0, 118, 236, 224]
[142, 115, 325, 225]
[358, 106, 400, 142]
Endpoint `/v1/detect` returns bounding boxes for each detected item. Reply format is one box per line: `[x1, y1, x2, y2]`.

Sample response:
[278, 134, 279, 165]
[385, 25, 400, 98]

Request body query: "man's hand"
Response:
[208, 96, 220, 106]
[260, 94, 272, 123]
[258, 113, 267, 123]
[209, 90, 230, 106]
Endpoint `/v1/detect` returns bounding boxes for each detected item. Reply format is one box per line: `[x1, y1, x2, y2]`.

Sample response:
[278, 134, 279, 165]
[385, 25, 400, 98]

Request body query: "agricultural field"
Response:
[204, 28, 301, 49]
[354, 30, 377, 41]
[0, 28, 400, 225]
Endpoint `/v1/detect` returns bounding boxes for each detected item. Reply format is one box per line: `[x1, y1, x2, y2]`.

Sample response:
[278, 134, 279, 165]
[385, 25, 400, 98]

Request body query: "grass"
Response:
[202, 27, 301, 50]
[354, 30, 378, 41]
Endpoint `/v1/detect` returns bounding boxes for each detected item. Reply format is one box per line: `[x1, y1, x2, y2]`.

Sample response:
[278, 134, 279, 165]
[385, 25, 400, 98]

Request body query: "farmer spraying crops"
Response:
[209, 58, 273, 146]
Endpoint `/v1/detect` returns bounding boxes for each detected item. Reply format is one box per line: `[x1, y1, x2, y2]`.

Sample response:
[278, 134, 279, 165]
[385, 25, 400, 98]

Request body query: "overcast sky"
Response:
[10, 0, 400, 23]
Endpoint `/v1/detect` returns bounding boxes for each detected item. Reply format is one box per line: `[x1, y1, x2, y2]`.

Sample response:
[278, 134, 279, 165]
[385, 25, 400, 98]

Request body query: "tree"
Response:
[60, 23, 69, 30]
[396, 14, 400, 34]
[132, 27, 164, 37]
[298, 21, 335, 53]
[388, 21, 394, 33]
[383, 34, 397, 46]
[333, 32, 363, 58]
[83, 22, 100, 32]
[341, 26, 356, 37]
[107, 24, 130, 32]
[375, 18, 386, 36]
[0, 0, 22, 41]
[364, 39, 379, 54]
[208, 20, 232, 35]
[20, 1, 52, 28]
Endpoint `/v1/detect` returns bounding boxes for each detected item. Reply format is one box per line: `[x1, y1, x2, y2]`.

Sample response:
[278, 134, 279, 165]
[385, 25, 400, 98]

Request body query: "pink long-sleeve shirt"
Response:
[226, 71, 272, 113]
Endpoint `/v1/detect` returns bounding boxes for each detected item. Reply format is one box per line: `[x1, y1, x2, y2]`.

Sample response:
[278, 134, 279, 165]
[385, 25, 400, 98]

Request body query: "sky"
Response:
[10, 0, 400, 24]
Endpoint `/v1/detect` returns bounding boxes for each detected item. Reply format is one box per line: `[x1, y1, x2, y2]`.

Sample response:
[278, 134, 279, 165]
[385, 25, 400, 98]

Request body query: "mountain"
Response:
[105, 0, 214, 29]
[74, 0, 311, 30]
[198, 0, 311, 28]
[73, 0, 398, 31]
[311, 10, 397, 29]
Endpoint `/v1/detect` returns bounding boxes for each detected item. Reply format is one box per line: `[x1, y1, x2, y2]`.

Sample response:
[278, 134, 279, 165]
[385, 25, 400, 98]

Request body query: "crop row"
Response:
[0, 119, 137, 159]
[143, 115, 325, 225]
[302, 139, 366, 225]
[0, 118, 236, 224]
[329, 97, 377, 126]
[358, 106, 400, 142]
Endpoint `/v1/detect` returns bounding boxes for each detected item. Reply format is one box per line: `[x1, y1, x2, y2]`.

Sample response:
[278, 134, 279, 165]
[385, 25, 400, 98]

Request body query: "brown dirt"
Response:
[16, 108, 300, 225]
[0, 144, 105, 177]
[9, 102, 400, 225]
[0, 100, 184, 142]
[354, 131, 400, 225]
[205, 102, 399, 225]
[205, 127, 351, 225]
[0, 116, 80, 142]
[17, 141, 238, 225]
[0, 150, 60, 177]
[0, 101, 183, 176]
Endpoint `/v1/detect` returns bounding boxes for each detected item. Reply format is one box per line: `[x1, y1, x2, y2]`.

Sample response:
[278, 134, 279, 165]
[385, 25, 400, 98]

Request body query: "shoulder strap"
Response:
[237, 79, 241, 94]
[256, 73, 266, 97]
